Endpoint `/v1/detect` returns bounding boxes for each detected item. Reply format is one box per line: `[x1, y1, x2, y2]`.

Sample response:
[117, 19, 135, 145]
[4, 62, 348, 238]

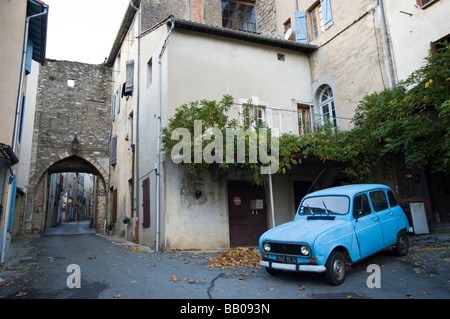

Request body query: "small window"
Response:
[221, 0, 256, 32]
[283, 18, 293, 40]
[310, 4, 324, 39]
[309, 0, 333, 39]
[353, 194, 371, 218]
[243, 104, 266, 127]
[416, 0, 437, 8]
[369, 191, 389, 212]
[298, 104, 311, 136]
[387, 190, 399, 208]
[147, 58, 153, 88]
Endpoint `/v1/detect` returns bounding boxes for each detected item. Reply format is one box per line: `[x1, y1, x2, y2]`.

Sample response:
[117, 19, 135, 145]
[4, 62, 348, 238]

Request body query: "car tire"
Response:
[265, 267, 282, 276]
[394, 230, 409, 256]
[325, 250, 347, 286]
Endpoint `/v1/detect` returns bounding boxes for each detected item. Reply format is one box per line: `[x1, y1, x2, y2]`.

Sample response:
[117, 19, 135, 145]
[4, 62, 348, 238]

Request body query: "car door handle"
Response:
[388, 213, 393, 216]
[372, 217, 378, 221]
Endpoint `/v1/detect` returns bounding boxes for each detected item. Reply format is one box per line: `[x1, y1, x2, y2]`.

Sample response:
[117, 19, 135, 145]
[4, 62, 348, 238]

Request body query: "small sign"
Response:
[233, 196, 242, 206]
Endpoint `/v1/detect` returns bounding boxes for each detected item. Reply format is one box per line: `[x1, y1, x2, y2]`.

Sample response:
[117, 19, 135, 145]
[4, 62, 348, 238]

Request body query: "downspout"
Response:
[129, 0, 140, 244]
[378, 0, 397, 88]
[155, 18, 175, 252]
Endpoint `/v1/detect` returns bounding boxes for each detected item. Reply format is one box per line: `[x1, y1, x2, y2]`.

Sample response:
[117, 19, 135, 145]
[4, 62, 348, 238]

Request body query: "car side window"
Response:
[353, 194, 371, 218]
[369, 191, 389, 212]
[387, 190, 398, 207]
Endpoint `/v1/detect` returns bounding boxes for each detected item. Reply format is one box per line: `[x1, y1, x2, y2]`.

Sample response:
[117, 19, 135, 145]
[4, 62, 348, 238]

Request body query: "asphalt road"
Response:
[1, 221, 449, 305]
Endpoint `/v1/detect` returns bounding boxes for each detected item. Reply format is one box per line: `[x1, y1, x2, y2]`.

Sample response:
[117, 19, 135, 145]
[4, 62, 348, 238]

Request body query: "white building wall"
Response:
[138, 27, 313, 250]
[384, 0, 450, 82]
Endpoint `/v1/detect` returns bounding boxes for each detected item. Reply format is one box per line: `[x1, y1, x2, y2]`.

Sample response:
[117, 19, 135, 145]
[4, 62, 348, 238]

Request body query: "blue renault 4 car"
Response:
[259, 184, 410, 285]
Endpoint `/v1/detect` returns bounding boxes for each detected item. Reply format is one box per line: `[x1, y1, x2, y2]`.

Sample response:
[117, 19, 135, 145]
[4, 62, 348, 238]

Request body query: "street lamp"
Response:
[72, 134, 79, 153]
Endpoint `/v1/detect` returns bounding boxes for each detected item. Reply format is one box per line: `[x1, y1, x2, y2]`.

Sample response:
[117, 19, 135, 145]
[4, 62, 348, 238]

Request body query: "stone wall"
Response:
[31, 59, 111, 178]
[23, 59, 112, 234]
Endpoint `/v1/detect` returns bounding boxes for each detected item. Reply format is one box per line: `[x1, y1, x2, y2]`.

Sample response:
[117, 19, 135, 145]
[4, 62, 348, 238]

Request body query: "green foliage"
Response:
[351, 42, 450, 174]
[161, 42, 449, 185]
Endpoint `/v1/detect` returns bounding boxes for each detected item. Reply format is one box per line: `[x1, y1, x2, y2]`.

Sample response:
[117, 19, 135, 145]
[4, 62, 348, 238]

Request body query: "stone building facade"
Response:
[23, 59, 111, 234]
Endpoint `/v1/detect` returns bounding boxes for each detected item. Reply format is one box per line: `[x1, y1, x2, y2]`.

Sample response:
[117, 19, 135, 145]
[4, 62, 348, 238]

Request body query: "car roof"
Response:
[305, 184, 391, 198]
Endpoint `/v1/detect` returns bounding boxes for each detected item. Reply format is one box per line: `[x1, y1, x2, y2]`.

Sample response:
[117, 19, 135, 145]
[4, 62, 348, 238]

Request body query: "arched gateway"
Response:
[21, 59, 112, 235]
[23, 153, 108, 234]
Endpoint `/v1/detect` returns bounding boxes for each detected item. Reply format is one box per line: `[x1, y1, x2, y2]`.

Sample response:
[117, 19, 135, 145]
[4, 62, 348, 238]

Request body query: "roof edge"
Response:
[105, 0, 141, 67]
[168, 17, 317, 53]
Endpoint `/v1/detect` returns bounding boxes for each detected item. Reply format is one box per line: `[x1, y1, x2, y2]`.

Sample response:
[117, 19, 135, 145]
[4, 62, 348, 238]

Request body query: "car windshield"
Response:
[298, 195, 350, 215]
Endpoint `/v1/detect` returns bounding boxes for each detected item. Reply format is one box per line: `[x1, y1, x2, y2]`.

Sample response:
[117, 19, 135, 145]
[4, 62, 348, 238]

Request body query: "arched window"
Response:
[319, 86, 337, 128]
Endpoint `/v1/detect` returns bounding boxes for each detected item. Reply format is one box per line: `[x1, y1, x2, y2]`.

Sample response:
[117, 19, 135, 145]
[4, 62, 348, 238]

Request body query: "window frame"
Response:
[319, 86, 337, 128]
[221, 0, 256, 32]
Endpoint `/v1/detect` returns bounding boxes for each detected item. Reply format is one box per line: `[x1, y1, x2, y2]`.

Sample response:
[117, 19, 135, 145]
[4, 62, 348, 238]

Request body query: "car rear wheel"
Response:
[325, 250, 347, 285]
[394, 230, 409, 256]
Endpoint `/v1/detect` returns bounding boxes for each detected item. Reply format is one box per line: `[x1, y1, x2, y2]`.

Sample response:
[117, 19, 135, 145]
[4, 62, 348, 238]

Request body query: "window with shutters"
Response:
[142, 178, 151, 229]
[301, 0, 333, 41]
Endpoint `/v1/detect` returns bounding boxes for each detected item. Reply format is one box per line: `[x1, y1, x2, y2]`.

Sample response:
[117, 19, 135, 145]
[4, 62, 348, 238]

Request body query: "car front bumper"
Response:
[260, 260, 326, 273]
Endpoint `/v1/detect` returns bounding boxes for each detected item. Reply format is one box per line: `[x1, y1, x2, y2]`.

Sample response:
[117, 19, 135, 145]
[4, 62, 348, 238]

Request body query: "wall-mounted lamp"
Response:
[72, 134, 80, 153]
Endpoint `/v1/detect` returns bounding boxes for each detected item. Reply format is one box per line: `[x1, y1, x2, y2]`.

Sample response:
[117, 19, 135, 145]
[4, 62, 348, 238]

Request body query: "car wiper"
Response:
[322, 201, 330, 215]
[305, 203, 314, 215]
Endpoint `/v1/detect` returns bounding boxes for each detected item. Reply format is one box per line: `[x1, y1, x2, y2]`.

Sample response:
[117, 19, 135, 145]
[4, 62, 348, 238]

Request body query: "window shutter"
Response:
[321, 0, 334, 30]
[25, 39, 33, 75]
[294, 11, 308, 43]
[111, 135, 117, 166]
[124, 60, 134, 96]
[142, 178, 151, 229]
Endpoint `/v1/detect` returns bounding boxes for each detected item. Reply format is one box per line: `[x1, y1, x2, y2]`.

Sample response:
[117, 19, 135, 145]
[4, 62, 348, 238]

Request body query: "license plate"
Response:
[276, 255, 297, 264]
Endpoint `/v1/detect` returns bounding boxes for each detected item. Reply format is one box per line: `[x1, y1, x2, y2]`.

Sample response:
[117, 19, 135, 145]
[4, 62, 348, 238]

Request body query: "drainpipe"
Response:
[129, 0, 140, 244]
[155, 18, 175, 252]
[378, 0, 397, 88]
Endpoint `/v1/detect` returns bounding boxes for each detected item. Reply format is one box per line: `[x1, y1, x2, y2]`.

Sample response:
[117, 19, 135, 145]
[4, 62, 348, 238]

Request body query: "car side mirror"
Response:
[353, 211, 363, 220]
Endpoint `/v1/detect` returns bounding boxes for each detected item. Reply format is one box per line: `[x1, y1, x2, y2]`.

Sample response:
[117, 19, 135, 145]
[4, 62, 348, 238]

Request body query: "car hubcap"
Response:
[333, 259, 344, 279]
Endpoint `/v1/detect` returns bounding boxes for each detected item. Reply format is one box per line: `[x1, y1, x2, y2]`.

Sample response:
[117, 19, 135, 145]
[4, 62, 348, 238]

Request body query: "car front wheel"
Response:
[394, 230, 409, 256]
[325, 250, 347, 285]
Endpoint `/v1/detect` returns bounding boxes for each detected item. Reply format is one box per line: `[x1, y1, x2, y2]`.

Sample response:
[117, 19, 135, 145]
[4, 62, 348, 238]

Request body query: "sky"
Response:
[44, 0, 130, 64]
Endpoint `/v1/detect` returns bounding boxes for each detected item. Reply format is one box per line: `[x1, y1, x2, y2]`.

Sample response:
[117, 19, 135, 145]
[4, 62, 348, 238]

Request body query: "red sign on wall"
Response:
[233, 196, 242, 206]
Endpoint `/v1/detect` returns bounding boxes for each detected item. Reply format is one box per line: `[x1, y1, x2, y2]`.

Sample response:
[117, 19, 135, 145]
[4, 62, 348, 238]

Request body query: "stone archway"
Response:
[23, 153, 109, 235]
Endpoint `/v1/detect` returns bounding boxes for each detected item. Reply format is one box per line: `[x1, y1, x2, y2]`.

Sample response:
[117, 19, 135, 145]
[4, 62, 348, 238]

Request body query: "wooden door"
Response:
[228, 181, 267, 247]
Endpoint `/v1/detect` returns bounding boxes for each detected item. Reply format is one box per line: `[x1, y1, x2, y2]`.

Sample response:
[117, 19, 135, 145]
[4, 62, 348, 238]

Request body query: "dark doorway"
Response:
[228, 181, 267, 247]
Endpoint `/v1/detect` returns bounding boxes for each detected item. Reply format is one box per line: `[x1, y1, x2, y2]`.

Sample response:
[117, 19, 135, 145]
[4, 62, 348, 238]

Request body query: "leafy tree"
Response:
[351, 42, 450, 175]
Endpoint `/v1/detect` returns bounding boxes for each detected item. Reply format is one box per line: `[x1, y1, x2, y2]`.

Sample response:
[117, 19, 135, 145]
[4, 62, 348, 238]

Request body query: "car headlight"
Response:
[300, 245, 310, 256]
[263, 242, 271, 252]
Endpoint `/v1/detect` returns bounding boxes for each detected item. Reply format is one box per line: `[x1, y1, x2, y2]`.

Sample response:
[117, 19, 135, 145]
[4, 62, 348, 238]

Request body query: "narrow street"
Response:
[0, 221, 449, 305]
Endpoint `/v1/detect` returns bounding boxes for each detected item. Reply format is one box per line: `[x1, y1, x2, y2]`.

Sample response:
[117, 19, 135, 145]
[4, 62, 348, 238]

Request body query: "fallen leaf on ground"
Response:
[170, 275, 179, 282]
[207, 247, 261, 269]
[16, 292, 27, 297]
[299, 286, 305, 291]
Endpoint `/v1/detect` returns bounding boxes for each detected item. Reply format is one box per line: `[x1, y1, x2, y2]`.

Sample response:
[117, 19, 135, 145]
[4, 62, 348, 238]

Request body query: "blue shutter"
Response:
[321, 0, 334, 30]
[25, 39, 33, 75]
[294, 11, 307, 43]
